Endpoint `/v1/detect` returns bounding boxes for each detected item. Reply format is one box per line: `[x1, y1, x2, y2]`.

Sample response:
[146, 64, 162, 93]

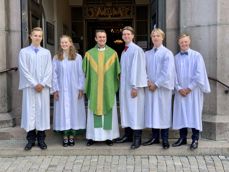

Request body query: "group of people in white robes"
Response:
[18, 27, 210, 151]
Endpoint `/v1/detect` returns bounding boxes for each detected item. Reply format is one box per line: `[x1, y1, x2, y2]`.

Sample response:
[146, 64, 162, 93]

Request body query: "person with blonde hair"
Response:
[52, 35, 86, 147]
[172, 33, 210, 150]
[19, 27, 52, 150]
[143, 28, 175, 149]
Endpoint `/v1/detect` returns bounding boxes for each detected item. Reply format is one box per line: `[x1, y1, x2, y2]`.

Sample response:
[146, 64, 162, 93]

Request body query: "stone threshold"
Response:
[0, 139, 228, 157]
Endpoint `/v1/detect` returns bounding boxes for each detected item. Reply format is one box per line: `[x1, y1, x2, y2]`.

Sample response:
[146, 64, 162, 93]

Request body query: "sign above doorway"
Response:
[85, 5, 133, 19]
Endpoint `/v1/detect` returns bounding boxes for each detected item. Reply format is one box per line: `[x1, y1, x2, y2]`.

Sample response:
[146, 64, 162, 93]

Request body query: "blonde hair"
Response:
[122, 26, 135, 35]
[151, 28, 165, 40]
[30, 27, 43, 35]
[178, 33, 191, 41]
[56, 35, 77, 61]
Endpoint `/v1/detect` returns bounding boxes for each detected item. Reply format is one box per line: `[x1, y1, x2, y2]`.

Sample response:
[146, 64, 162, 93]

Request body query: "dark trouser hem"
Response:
[180, 128, 188, 139]
[191, 128, 199, 141]
[125, 127, 133, 138]
[26, 129, 36, 143]
[161, 128, 169, 142]
[152, 128, 160, 139]
[133, 130, 142, 144]
[37, 130, 46, 142]
[151, 128, 169, 141]
[133, 129, 142, 137]
[179, 128, 199, 141]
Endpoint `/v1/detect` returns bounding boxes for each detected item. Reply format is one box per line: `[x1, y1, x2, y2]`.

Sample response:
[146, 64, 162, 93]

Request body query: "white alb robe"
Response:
[144, 45, 175, 129]
[86, 98, 120, 141]
[19, 45, 52, 132]
[173, 49, 211, 131]
[52, 54, 86, 131]
[119, 42, 148, 129]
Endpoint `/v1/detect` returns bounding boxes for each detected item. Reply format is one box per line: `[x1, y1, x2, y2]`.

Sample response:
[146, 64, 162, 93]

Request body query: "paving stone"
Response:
[0, 155, 229, 172]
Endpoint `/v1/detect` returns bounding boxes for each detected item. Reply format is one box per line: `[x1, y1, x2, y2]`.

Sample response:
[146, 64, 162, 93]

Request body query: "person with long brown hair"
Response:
[52, 35, 86, 147]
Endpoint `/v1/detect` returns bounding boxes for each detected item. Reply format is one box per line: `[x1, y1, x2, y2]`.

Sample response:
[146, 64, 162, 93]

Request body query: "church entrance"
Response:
[71, 1, 156, 56]
[86, 20, 132, 57]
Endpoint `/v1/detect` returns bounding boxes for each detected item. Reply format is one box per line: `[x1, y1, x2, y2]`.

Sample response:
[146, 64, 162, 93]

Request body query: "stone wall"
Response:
[0, 0, 8, 113]
[0, 0, 21, 127]
[7, 0, 21, 125]
[165, 0, 180, 54]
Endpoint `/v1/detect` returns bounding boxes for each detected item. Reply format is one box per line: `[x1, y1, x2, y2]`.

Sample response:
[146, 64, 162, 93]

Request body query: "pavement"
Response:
[0, 127, 229, 171]
[0, 155, 229, 172]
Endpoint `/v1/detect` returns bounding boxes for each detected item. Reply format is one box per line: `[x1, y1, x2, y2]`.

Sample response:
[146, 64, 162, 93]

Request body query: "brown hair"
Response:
[122, 26, 135, 35]
[56, 35, 77, 61]
[151, 28, 165, 40]
[95, 29, 106, 37]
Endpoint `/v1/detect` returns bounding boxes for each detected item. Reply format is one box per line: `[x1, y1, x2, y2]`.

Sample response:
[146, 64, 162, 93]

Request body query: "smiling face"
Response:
[95, 31, 107, 48]
[60, 36, 72, 51]
[30, 30, 43, 46]
[178, 36, 191, 51]
[151, 31, 163, 48]
[122, 29, 134, 44]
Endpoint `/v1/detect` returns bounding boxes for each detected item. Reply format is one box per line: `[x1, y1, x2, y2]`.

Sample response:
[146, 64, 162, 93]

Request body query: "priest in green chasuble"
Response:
[83, 30, 120, 146]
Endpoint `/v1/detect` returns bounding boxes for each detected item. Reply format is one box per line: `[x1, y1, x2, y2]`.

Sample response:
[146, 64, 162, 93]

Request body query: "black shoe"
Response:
[142, 138, 160, 146]
[190, 140, 198, 150]
[38, 141, 47, 150]
[63, 138, 69, 147]
[162, 141, 170, 149]
[24, 142, 35, 151]
[68, 138, 75, 146]
[130, 138, 141, 149]
[115, 136, 132, 143]
[106, 140, 113, 146]
[172, 138, 187, 147]
[86, 139, 94, 146]
[130, 143, 141, 149]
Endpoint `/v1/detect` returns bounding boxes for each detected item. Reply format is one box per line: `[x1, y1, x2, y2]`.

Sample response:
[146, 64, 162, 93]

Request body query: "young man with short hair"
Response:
[19, 27, 52, 150]
[172, 34, 210, 150]
[83, 30, 120, 146]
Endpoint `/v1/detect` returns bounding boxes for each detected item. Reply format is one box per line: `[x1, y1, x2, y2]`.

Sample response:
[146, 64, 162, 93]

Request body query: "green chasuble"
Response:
[83, 45, 120, 130]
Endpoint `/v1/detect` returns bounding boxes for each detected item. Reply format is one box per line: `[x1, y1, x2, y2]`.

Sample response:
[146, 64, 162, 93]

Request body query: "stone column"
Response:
[165, 0, 179, 53]
[0, 0, 14, 128]
[180, 0, 229, 140]
[7, 0, 22, 125]
[0, 0, 8, 112]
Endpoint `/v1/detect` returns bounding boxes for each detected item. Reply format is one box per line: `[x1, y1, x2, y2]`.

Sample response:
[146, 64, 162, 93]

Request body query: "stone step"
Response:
[0, 127, 228, 157]
[0, 113, 15, 129]
[0, 138, 228, 157]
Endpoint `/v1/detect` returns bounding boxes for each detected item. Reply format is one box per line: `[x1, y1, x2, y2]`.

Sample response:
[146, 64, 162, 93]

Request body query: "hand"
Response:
[184, 88, 192, 95]
[149, 82, 157, 92]
[131, 88, 138, 98]
[147, 80, 153, 87]
[78, 90, 84, 99]
[35, 84, 44, 92]
[178, 89, 187, 97]
[53, 91, 59, 101]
